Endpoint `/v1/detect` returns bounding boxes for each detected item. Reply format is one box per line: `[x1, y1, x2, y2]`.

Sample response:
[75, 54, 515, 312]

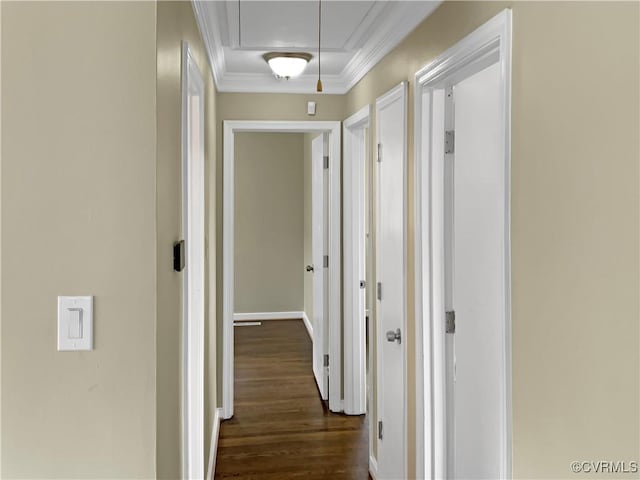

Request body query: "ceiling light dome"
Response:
[263, 52, 312, 79]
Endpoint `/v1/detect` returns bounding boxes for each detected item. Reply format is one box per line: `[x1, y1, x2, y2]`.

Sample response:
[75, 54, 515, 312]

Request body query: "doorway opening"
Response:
[343, 105, 380, 478]
[217, 121, 372, 478]
[343, 105, 370, 418]
[222, 121, 342, 419]
[373, 82, 409, 480]
[414, 9, 512, 479]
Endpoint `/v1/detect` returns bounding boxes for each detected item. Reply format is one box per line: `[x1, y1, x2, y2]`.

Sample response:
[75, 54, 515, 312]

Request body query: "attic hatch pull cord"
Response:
[316, 0, 323, 92]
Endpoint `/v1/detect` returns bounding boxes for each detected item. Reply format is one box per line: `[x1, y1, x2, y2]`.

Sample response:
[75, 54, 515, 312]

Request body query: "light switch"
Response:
[307, 101, 316, 116]
[68, 308, 83, 339]
[58, 296, 93, 351]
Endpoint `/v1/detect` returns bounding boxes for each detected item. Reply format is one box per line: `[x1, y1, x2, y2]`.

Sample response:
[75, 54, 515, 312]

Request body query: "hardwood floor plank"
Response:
[215, 320, 370, 479]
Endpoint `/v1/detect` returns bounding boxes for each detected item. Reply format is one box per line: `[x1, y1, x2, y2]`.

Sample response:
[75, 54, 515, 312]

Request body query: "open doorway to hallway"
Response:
[221, 121, 342, 420]
[218, 125, 371, 479]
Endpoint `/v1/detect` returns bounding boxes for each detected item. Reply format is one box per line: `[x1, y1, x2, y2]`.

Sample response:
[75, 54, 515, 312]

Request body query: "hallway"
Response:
[215, 320, 370, 479]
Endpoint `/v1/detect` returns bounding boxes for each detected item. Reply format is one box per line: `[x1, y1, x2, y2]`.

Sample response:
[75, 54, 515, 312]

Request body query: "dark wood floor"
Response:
[215, 319, 370, 479]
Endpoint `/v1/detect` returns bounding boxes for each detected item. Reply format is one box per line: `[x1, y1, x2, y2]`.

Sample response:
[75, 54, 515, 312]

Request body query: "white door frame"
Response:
[375, 81, 409, 479]
[413, 10, 512, 479]
[181, 42, 206, 480]
[343, 105, 370, 415]
[222, 120, 342, 419]
[311, 132, 329, 400]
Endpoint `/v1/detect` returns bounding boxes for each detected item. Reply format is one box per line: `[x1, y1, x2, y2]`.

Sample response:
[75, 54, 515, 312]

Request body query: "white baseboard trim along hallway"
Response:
[369, 456, 379, 480]
[301, 312, 313, 340]
[206, 408, 223, 480]
[233, 311, 303, 321]
[233, 311, 313, 340]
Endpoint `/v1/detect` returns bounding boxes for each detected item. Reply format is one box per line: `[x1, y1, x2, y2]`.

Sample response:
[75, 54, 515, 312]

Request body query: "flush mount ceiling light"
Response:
[263, 52, 313, 79]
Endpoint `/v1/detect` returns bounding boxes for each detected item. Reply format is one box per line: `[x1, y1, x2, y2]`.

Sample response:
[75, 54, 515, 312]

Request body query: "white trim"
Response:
[181, 41, 206, 480]
[343, 105, 370, 416]
[191, 1, 223, 86]
[180, 41, 188, 480]
[232, 310, 314, 340]
[205, 408, 223, 480]
[223, 121, 342, 419]
[343, 105, 371, 131]
[369, 456, 379, 480]
[0, 3, 3, 472]
[340, 2, 440, 93]
[191, 0, 440, 94]
[375, 81, 408, 480]
[233, 311, 305, 321]
[222, 122, 235, 421]
[302, 311, 314, 340]
[413, 9, 512, 479]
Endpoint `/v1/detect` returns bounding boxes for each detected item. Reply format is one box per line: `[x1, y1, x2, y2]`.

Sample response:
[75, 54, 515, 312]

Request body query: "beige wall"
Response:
[217, 93, 346, 123]
[156, 1, 217, 478]
[346, 1, 639, 478]
[234, 133, 304, 313]
[1, 2, 157, 477]
[6, 2, 630, 477]
[1, 1, 219, 477]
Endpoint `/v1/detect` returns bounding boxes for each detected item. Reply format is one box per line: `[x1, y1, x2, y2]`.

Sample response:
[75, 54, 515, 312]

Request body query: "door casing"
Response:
[222, 121, 342, 419]
[343, 105, 371, 416]
[181, 41, 206, 480]
[413, 9, 513, 479]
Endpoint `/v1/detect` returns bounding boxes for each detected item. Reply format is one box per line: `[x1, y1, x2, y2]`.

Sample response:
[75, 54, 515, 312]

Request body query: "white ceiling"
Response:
[193, 1, 441, 94]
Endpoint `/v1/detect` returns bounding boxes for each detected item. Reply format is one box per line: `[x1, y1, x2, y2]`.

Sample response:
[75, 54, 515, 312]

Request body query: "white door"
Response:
[375, 82, 407, 480]
[182, 43, 205, 480]
[311, 133, 329, 399]
[445, 61, 508, 479]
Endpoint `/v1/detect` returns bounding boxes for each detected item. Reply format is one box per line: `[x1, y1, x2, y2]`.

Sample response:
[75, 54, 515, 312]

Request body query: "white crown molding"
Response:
[192, 0, 442, 95]
[342, 1, 440, 92]
[342, 1, 387, 52]
[192, 0, 225, 86]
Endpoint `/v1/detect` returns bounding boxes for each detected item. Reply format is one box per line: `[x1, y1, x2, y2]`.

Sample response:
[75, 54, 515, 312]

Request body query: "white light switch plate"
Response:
[58, 296, 93, 351]
[307, 101, 316, 116]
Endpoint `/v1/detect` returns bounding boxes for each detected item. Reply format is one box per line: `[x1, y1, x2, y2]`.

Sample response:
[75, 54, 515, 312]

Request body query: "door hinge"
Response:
[360, 280, 366, 289]
[446, 310, 456, 334]
[323, 354, 329, 367]
[445, 130, 455, 154]
[323, 155, 329, 169]
[323, 255, 329, 268]
[377, 143, 382, 163]
[376, 282, 382, 300]
[378, 420, 383, 440]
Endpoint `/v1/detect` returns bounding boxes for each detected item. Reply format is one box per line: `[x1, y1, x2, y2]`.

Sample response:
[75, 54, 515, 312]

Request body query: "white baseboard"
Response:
[233, 311, 313, 340]
[369, 455, 379, 480]
[206, 407, 223, 480]
[301, 311, 313, 340]
[233, 311, 304, 321]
